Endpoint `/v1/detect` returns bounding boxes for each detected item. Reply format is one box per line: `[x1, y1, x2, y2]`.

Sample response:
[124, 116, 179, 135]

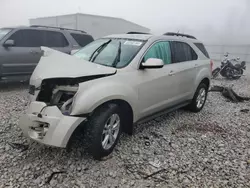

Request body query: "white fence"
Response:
[205, 45, 250, 62]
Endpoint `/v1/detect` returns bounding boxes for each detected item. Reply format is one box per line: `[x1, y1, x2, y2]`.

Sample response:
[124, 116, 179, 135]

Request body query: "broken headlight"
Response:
[50, 85, 78, 115]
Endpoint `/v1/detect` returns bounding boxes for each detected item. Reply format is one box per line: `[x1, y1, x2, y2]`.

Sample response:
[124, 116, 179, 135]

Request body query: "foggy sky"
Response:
[0, 0, 249, 45]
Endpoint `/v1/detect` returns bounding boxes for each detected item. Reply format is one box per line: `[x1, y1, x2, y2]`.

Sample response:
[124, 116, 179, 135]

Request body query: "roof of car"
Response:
[103, 34, 153, 41]
[3, 25, 88, 34]
[103, 33, 201, 43]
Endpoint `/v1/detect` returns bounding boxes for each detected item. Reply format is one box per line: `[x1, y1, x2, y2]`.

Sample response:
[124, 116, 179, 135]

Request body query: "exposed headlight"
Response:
[50, 85, 78, 115]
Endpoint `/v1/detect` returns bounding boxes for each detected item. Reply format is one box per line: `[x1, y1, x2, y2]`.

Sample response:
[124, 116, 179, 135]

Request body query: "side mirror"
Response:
[70, 49, 79, 55]
[141, 58, 164, 69]
[3, 40, 15, 47]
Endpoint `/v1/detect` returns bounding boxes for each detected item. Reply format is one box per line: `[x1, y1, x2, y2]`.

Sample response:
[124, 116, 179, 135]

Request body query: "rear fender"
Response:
[194, 67, 211, 95]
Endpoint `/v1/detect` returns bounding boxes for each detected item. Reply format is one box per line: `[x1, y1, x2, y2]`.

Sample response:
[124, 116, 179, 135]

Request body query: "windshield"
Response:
[0, 28, 12, 40]
[73, 38, 145, 68]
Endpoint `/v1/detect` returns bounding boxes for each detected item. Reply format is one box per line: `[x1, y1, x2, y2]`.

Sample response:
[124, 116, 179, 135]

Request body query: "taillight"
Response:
[210, 60, 213, 71]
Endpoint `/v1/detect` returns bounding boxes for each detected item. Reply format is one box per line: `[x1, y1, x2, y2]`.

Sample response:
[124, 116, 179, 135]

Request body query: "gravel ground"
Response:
[0, 67, 250, 188]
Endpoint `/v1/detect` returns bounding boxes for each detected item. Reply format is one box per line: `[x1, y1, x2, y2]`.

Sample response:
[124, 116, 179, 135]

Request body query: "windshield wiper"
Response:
[89, 39, 112, 62]
[112, 41, 121, 67]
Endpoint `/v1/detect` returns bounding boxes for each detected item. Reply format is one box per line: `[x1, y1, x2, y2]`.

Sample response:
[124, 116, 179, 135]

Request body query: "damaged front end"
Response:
[36, 78, 80, 116]
[19, 47, 117, 147]
[21, 76, 109, 147]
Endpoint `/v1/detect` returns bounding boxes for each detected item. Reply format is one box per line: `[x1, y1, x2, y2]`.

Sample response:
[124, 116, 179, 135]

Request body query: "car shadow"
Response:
[0, 81, 29, 91]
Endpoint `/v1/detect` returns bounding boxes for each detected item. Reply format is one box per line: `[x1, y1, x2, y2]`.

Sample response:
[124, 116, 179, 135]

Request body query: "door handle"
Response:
[168, 70, 175, 76]
[194, 64, 198, 68]
[30, 51, 39, 55]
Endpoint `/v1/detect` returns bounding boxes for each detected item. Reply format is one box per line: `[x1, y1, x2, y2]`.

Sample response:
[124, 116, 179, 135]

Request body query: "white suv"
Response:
[19, 32, 212, 159]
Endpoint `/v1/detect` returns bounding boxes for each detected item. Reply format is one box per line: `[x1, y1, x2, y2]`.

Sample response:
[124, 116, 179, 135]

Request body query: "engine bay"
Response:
[36, 78, 80, 115]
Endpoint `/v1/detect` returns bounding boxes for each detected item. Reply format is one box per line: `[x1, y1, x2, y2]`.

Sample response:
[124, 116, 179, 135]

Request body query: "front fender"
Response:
[71, 81, 139, 121]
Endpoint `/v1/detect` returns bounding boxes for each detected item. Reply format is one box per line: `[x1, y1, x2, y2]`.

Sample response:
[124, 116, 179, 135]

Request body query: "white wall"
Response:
[30, 14, 77, 29]
[29, 14, 150, 39]
[77, 14, 150, 39]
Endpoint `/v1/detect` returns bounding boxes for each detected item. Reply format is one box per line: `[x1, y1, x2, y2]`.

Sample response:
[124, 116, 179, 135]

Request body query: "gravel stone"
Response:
[0, 65, 250, 187]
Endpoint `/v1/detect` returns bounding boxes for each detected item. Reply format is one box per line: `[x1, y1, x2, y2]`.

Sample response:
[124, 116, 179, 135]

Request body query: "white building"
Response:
[30, 13, 150, 39]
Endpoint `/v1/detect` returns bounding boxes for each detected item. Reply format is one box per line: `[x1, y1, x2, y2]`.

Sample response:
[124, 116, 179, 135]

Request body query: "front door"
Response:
[0, 29, 43, 77]
[137, 41, 181, 119]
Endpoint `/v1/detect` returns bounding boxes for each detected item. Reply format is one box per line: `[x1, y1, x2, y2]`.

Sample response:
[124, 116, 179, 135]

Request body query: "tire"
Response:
[232, 75, 242, 80]
[232, 64, 243, 79]
[186, 83, 208, 112]
[212, 68, 220, 78]
[84, 103, 122, 160]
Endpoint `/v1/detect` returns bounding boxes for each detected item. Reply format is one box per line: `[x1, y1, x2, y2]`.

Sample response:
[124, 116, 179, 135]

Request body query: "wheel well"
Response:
[201, 78, 210, 89]
[93, 99, 134, 135]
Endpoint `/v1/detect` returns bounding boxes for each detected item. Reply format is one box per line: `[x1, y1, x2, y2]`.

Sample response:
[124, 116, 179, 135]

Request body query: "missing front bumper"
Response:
[19, 101, 86, 147]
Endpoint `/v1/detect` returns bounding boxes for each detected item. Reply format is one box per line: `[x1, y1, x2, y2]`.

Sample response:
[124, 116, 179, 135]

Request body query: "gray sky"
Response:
[0, 0, 249, 44]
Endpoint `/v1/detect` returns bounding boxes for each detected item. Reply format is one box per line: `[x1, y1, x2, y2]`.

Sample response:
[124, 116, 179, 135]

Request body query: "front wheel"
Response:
[84, 103, 122, 160]
[212, 68, 220, 78]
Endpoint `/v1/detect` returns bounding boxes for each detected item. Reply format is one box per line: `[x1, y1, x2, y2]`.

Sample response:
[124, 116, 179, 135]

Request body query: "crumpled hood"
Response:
[30, 47, 116, 86]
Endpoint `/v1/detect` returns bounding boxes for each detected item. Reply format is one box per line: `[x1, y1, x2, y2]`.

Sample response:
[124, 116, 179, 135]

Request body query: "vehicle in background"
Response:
[0, 25, 94, 82]
[19, 32, 211, 160]
[212, 53, 246, 79]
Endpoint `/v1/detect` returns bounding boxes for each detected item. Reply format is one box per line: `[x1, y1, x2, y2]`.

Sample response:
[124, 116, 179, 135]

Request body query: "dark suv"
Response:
[0, 25, 94, 82]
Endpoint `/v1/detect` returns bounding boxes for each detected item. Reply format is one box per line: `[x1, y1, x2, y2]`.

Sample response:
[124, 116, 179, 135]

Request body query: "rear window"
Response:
[43, 30, 69, 47]
[194, 43, 210, 58]
[170, 41, 198, 63]
[70, 33, 93, 47]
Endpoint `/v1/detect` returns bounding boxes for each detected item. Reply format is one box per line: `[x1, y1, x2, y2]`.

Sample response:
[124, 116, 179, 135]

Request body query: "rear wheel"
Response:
[186, 83, 208, 112]
[84, 103, 122, 160]
[232, 64, 243, 79]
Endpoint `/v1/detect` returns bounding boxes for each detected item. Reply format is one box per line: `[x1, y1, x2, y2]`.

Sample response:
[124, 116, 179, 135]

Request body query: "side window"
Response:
[70, 33, 93, 47]
[170, 41, 198, 63]
[8, 29, 44, 47]
[144, 41, 171, 65]
[44, 31, 69, 47]
[194, 43, 210, 58]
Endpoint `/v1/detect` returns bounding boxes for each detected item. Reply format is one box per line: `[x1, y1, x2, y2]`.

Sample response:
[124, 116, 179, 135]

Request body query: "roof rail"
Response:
[164, 32, 196, 39]
[30, 25, 86, 33]
[127, 31, 151, 34]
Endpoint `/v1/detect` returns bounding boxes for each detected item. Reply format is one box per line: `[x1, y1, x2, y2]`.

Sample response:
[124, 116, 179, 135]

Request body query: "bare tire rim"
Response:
[102, 113, 120, 150]
[196, 88, 206, 108]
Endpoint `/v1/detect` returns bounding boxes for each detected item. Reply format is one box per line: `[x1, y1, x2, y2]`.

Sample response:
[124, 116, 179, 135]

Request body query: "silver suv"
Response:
[0, 25, 93, 82]
[19, 32, 212, 159]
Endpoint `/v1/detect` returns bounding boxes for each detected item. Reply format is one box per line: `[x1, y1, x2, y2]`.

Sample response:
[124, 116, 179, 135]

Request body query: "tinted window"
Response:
[144, 41, 171, 64]
[8, 29, 44, 47]
[70, 33, 93, 47]
[44, 31, 69, 47]
[194, 43, 210, 58]
[0, 28, 12, 40]
[170, 41, 198, 63]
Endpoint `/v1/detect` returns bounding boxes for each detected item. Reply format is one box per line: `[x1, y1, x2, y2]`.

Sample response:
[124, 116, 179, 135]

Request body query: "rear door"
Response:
[43, 30, 71, 54]
[169, 41, 198, 101]
[0, 29, 43, 77]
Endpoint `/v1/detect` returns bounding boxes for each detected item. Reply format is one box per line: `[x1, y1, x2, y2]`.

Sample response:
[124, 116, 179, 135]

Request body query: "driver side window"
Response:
[144, 41, 172, 65]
